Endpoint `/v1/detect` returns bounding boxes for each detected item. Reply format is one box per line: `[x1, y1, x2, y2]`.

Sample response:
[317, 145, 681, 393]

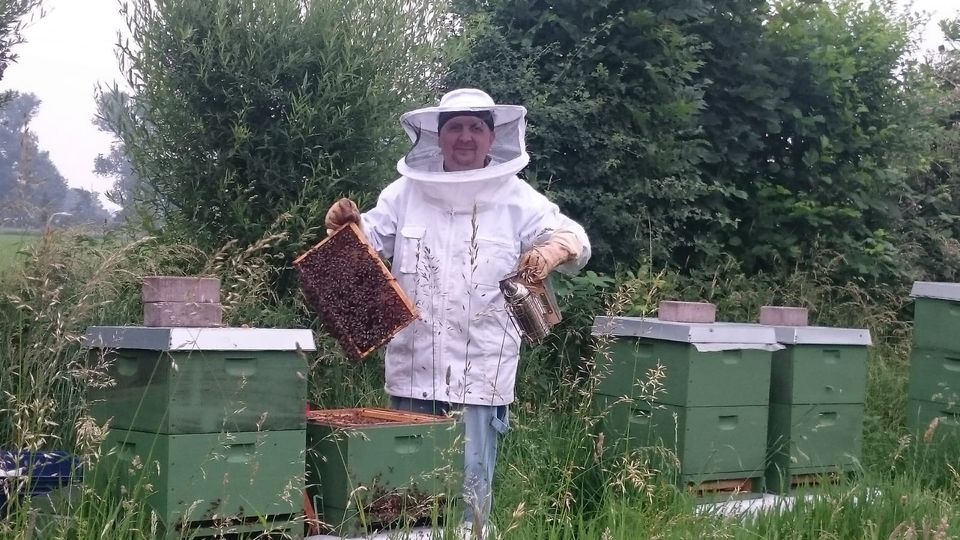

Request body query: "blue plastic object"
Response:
[0, 451, 83, 515]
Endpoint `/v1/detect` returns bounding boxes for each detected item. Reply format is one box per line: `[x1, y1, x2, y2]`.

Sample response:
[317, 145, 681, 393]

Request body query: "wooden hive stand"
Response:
[687, 477, 755, 497]
[788, 471, 843, 490]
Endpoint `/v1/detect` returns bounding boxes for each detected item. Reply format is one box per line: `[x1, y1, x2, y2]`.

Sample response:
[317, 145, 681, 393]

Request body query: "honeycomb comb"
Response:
[294, 223, 417, 360]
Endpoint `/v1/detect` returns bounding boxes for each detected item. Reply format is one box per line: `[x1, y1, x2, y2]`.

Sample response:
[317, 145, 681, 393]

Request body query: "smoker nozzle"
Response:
[500, 279, 525, 300]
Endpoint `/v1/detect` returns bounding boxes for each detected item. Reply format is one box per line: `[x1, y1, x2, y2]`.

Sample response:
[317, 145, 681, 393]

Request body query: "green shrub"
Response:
[109, 0, 449, 290]
[444, 0, 716, 271]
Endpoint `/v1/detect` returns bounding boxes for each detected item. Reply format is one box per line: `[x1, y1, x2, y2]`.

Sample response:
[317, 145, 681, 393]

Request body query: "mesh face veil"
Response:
[397, 89, 529, 210]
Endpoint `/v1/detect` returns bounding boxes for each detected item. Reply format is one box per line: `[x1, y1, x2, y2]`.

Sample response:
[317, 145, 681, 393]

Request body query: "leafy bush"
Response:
[447, 0, 946, 283]
[899, 19, 960, 283]
[109, 0, 449, 287]
[445, 0, 717, 271]
[733, 0, 937, 282]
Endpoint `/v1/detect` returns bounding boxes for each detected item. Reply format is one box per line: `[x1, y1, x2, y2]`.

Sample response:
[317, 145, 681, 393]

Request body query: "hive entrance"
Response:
[365, 486, 445, 530]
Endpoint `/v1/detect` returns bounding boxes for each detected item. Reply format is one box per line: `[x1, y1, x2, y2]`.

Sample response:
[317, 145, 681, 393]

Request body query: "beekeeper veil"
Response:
[397, 88, 529, 209]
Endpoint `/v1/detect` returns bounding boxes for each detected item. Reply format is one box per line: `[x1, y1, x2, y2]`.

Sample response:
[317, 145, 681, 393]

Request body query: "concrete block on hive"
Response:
[760, 306, 809, 327]
[142, 276, 220, 304]
[143, 302, 223, 327]
[658, 301, 716, 323]
[294, 223, 417, 360]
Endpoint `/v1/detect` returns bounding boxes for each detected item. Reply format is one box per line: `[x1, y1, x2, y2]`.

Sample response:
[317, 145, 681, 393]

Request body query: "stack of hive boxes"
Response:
[906, 282, 960, 443]
[305, 408, 462, 536]
[84, 277, 312, 539]
[760, 307, 871, 493]
[592, 302, 779, 494]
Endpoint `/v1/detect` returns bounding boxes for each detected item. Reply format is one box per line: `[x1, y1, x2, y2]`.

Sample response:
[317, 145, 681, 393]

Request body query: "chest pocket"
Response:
[468, 236, 519, 288]
[398, 226, 426, 274]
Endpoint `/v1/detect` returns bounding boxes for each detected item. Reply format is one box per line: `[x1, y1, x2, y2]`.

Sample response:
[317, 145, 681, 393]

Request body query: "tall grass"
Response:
[490, 358, 960, 539]
[0, 228, 185, 539]
[494, 256, 959, 539]
[0, 225, 321, 539]
[1, 230, 163, 451]
[0, 231, 38, 272]
[1, 232, 957, 539]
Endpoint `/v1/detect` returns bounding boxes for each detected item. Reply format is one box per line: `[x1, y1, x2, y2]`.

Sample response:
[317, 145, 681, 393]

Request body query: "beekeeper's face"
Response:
[438, 115, 496, 172]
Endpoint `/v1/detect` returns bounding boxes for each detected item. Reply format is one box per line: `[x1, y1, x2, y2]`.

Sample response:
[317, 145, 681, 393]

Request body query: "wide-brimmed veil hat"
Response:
[397, 88, 530, 186]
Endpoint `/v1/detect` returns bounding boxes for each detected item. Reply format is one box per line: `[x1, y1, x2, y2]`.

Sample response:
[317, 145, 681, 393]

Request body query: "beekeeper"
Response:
[324, 88, 590, 536]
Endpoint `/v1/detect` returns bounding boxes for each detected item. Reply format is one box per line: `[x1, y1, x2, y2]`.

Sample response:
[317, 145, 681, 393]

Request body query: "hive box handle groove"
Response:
[816, 412, 838, 427]
[718, 415, 739, 430]
[226, 443, 256, 463]
[943, 357, 960, 372]
[117, 355, 138, 377]
[225, 357, 257, 376]
[394, 435, 423, 454]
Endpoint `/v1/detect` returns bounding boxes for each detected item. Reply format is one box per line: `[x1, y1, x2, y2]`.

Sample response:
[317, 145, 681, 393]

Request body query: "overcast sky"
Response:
[1, 0, 958, 203]
[2, 0, 124, 202]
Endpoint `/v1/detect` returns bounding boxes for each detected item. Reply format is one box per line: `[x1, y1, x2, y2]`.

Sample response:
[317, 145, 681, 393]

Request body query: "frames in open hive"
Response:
[306, 407, 451, 428]
[294, 223, 417, 360]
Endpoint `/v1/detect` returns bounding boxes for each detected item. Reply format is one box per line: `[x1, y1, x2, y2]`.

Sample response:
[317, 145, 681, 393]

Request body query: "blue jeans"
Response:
[390, 396, 509, 527]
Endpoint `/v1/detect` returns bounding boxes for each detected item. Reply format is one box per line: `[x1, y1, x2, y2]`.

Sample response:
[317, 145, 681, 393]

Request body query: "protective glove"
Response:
[519, 230, 582, 282]
[324, 198, 360, 236]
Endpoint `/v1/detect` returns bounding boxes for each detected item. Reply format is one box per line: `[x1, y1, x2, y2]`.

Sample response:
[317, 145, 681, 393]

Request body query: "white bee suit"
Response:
[359, 89, 591, 406]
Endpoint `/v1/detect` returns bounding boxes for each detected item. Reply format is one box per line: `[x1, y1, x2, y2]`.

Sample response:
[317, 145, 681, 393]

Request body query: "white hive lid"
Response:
[591, 316, 778, 345]
[910, 281, 960, 302]
[82, 326, 317, 352]
[771, 325, 872, 346]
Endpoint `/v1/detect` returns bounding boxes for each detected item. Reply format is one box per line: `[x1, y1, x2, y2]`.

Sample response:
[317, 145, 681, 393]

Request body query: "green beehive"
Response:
[905, 399, 960, 444]
[83, 327, 312, 434]
[908, 348, 960, 404]
[768, 327, 870, 405]
[594, 395, 768, 483]
[911, 282, 960, 352]
[592, 317, 776, 406]
[765, 403, 864, 493]
[95, 428, 305, 531]
[907, 283, 960, 439]
[31, 485, 303, 540]
[763, 324, 870, 493]
[592, 316, 779, 491]
[305, 408, 462, 536]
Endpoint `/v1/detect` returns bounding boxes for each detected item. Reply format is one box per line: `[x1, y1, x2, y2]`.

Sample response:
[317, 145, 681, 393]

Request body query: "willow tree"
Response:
[0, 0, 43, 84]
[110, 0, 450, 260]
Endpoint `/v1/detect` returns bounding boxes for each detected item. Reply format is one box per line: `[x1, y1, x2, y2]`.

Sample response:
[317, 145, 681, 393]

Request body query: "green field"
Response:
[0, 230, 39, 268]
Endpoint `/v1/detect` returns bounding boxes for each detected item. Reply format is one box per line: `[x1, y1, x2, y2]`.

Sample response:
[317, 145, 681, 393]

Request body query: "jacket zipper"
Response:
[437, 208, 457, 397]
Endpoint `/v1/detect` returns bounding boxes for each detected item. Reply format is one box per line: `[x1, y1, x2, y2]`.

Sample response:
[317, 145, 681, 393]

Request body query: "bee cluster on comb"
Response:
[294, 223, 417, 360]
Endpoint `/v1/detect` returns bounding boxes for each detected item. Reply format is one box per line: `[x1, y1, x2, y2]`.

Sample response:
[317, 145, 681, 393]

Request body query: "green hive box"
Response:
[907, 347, 960, 404]
[911, 282, 960, 352]
[592, 317, 776, 407]
[765, 403, 863, 493]
[169, 516, 303, 540]
[95, 428, 304, 529]
[768, 327, 870, 405]
[594, 395, 768, 482]
[83, 327, 312, 434]
[305, 408, 462, 536]
[763, 324, 870, 493]
[31, 486, 303, 540]
[905, 399, 960, 444]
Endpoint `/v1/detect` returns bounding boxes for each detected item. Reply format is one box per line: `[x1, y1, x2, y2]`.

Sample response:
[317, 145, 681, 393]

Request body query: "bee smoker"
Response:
[499, 272, 562, 344]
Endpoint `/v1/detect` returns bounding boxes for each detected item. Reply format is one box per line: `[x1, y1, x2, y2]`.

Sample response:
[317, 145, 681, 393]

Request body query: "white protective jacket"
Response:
[360, 89, 590, 406]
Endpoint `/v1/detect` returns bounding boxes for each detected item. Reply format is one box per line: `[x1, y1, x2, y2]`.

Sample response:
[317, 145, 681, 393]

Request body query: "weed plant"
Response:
[0, 225, 321, 539]
[1, 230, 959, 539]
